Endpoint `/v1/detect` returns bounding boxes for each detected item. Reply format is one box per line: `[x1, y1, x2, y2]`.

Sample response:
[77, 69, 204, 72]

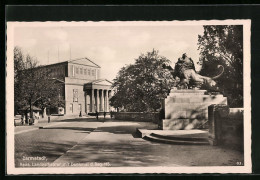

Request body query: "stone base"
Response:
[208, 138, 218, 146]
[165, 90, 227, 120]
[163, 90, 227, 130]
[162, 118, 206, 130]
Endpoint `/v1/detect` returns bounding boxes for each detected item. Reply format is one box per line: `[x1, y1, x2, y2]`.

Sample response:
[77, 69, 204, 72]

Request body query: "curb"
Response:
[15, 127, 39, 135]
[38, 122, 67, 129]
[15, 122, 67, 134]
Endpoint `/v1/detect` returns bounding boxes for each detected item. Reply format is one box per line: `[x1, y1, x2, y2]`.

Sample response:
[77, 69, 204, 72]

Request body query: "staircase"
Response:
[138, 129, 210, 145]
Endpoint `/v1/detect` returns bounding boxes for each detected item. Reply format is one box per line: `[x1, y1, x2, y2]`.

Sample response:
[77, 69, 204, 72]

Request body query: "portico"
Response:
[83, 79, 112, 114]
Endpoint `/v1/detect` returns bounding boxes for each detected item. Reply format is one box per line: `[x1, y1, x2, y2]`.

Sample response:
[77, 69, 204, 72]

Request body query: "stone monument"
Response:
[161, 53, 227, 130]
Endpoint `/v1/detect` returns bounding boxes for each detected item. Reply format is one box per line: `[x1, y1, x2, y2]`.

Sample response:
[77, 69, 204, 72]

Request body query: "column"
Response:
[96, 89, 100, 112]
[105, 90, 109, 112]
[100, 89, 104, 112]
[85, 92, 88, 114]
[108, 90, 111, 111]
[91, 89, 95, 112]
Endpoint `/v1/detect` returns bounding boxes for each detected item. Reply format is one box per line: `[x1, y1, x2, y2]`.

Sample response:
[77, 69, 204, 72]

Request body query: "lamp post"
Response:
[48, 98, 51, 123]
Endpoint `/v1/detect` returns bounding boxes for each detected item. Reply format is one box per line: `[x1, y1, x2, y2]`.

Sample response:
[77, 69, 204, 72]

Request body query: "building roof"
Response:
[87, 79, 112, 85]
[84, 79, 112, 90]
[68, 57, 101, 68]
[40, 57, 101, 68]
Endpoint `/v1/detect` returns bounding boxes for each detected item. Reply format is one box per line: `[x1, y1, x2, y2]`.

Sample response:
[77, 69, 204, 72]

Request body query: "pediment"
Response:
[69, 58, 100, 68]
[84, 79, 112, 90]
[92, 79, 112, 86]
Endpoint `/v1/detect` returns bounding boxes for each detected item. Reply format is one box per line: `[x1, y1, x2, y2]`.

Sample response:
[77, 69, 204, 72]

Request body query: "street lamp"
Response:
[48, 98, 51, 123]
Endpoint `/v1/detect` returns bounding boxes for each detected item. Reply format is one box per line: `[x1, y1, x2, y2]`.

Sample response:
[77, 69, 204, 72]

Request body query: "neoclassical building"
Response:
[38, 58, 112, 115]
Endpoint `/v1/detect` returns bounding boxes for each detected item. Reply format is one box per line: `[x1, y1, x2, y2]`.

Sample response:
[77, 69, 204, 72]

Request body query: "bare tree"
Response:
[14, 46, 64, 121]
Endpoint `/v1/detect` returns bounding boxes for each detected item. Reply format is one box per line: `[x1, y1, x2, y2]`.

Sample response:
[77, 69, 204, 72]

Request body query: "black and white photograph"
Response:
[6, 20, 251, 174]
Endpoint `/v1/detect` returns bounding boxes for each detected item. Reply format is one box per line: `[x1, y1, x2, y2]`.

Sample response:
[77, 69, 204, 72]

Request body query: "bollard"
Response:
[48, 116, 50, 123]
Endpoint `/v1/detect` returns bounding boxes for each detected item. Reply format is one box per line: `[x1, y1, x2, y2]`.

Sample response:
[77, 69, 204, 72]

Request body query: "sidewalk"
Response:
[52, 120, 243, 167]
[14, 114, 98, 134]
[15, 121, 63, 135]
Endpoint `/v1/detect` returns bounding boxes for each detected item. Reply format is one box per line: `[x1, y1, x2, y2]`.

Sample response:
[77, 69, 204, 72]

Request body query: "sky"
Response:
[14, 22, 204, 81]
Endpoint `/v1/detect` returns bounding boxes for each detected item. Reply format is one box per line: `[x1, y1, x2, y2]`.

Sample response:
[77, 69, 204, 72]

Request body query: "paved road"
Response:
[15, 118, 243, 167]
[15, 118, 104, 167]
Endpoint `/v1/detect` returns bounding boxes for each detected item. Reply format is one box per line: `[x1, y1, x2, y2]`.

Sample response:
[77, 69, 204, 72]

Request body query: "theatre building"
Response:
[40, 58, 112, 115]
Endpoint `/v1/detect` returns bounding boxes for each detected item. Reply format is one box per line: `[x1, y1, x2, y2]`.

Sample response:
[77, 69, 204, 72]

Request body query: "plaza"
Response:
[15, 115, 244, 167]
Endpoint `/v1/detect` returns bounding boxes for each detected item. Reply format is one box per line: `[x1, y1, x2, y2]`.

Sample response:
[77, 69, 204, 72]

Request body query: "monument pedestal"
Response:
[162, 89, 227, 130]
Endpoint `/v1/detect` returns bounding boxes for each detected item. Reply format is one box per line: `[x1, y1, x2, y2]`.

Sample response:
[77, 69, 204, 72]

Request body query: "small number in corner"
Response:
[236, 161, 243, 166]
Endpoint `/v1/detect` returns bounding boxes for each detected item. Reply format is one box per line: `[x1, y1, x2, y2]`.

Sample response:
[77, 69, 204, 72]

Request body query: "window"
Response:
[76, 67, 79, 74]
[88, 69, 90, 75]
[80, 68, 83, 74]
[73, 89, 78, 102]
[69, 103, 73, 113]
[84, 69, 87, 75]
[72, 65, 75, 76]
[92, 69, 95, 76]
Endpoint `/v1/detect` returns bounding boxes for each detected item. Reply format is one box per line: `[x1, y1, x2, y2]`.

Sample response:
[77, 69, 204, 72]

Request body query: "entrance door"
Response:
[78, 104, 82, 113]
[87, 104, 90, 113]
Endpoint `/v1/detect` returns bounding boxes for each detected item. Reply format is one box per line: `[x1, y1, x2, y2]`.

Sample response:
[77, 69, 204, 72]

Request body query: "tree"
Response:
[14, 46, 64, 119]
[110, 50, 175, 112]
[198, 25, 243, 107]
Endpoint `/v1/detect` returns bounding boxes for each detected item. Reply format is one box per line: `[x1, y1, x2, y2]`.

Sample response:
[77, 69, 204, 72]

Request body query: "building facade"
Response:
[39, 58, 112, 115]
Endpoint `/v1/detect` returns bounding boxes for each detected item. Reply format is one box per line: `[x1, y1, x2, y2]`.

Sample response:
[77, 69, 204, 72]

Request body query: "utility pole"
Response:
[48, 98, 51, 123]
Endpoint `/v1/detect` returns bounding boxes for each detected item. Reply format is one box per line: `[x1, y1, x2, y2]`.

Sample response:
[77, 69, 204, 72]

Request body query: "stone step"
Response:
[150, 132, 208, 142]
[170, 90, 207, 94]
[162, 119, 208, 130]
[137, 129, 208, 137]
[143, 134, 210, 145]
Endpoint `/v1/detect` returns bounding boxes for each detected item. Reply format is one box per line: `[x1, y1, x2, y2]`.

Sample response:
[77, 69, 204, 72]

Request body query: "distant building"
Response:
[37, 58, 112, 115]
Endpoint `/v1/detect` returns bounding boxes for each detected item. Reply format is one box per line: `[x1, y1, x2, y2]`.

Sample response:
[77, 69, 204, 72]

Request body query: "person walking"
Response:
[104, 112, 106, 119]
[96, 110, 99, 120]
[79, 111, 82, 117]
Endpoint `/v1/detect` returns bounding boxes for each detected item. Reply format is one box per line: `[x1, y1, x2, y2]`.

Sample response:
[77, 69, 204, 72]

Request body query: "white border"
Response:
[6, 20, 251, 174]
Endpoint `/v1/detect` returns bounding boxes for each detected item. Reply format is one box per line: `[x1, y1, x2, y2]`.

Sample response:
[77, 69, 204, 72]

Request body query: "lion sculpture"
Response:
[173, 53, 224, 90]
